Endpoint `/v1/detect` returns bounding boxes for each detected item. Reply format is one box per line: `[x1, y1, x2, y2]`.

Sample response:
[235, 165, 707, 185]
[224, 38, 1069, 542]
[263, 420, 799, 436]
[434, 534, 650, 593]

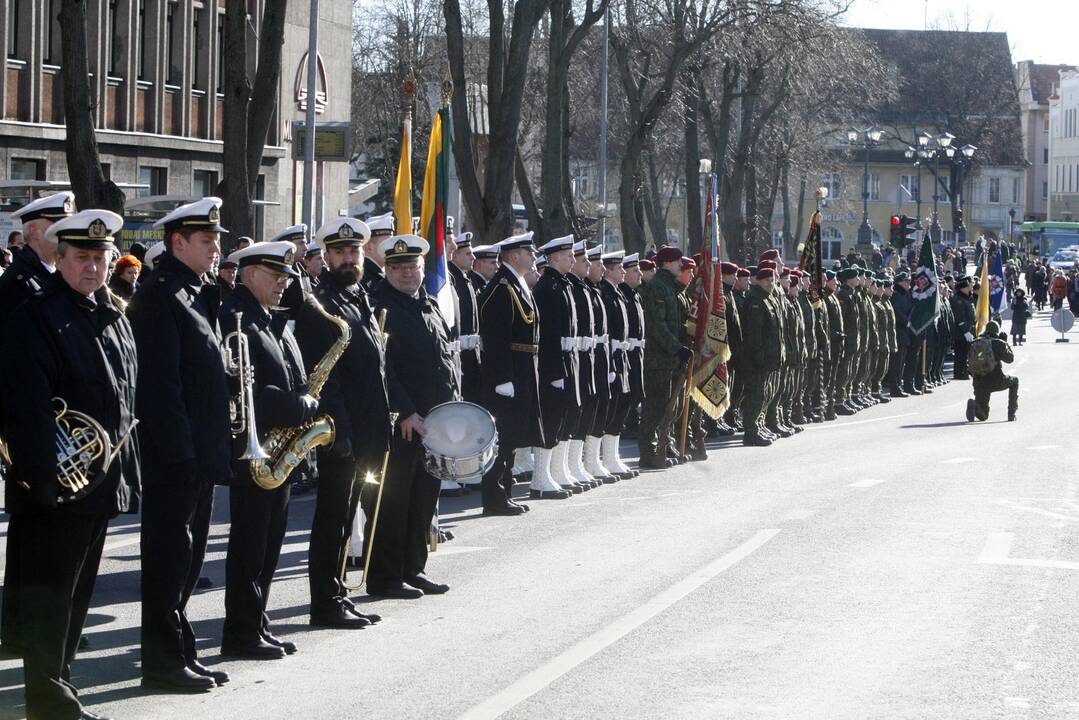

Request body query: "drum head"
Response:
[423, 401, 496, 459]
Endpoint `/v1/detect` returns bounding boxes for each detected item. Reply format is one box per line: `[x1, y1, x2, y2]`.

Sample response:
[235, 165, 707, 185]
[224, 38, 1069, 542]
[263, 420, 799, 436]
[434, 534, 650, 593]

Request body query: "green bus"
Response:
[1019, 221, 1079, 255]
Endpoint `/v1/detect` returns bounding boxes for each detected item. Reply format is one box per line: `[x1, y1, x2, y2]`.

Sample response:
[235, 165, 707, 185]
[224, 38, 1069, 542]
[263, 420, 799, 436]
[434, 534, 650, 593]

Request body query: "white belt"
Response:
[593, 334, 608, 346]
[449, 340, 461, 352]
[628, 338, 642, 350]
[560, 337, 576, 352]
[576, 336, 594, 351]
[460, 334, 480, 351]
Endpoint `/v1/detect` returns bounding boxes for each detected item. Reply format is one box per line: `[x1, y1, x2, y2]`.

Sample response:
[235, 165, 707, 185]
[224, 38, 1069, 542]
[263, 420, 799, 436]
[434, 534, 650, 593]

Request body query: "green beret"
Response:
[746, 265, 757, 274]
[838, 267, 859, 281]
[825, 269, 837, 280]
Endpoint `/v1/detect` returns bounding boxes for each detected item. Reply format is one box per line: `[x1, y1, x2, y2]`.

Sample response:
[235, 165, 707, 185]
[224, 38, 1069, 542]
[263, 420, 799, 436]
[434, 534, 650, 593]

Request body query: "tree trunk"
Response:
[58, 0, 125, 214]
[245, 0, 287, 188]
[444, 0, 487, 237]
[539, 0, 570, 241]
[514, 148, 542, 232]
[682, 69, 703, 254]
[618, 133, 647, 254]
[780, 161, 791, 257]
[643, 147, 668, 248]
[219, 0, 252, 240]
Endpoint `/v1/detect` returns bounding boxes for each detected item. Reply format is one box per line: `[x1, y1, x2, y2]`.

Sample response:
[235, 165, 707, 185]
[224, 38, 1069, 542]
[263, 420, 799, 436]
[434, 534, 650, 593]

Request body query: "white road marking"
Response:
[803, 412, 916, 430]
[849, 478, 887, 488]
[996, 499, 1079, 523]
[978, 532, 1079, 571]
[1026, 445, 1058, 450]
[429, 545, 493, 559]
[941, 457, 975, 464]
[456, 529, 780, 720]
[103, 536, 140, 553]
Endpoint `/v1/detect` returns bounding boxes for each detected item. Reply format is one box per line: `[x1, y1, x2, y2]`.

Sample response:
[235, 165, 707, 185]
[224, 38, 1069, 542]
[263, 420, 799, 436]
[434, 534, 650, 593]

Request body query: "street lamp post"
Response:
[953, 143, 977, 246]
[848, 126, 882, 252]
[904, 145, 925, 231]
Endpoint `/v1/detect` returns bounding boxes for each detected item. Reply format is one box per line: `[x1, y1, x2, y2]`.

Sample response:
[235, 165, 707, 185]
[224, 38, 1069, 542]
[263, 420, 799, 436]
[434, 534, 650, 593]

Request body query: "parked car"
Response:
[1049, 249, 1079, 271]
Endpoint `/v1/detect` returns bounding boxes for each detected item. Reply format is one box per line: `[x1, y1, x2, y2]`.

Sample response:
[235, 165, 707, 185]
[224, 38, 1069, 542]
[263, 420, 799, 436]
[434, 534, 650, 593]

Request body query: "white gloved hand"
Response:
[551, 379, 565, 389]
[608, 372, 616, 384]
[495, 382, 515, 398]
[963, 332, 974, 342]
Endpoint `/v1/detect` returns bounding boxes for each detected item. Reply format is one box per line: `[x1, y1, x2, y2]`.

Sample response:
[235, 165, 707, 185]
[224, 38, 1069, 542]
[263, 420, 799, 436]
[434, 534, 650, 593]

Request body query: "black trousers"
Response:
[606, 385, 640, 435]
[308, 452, 366, 614]
[460, 350, 482, 404]
[574, 391, 599, 441]
[141, 479, 214, 675]
[589, 378, 611, 437]
[21, 510, 108, 720]
[538, 384, 569, 450]
[222, 483, 290, 647]
[1, 513, 24, 651]
[953, 337, 971, 378]
[481, 444, 515, 509]
[973, 373, 1019, 420]
[362, 439, 440, 588]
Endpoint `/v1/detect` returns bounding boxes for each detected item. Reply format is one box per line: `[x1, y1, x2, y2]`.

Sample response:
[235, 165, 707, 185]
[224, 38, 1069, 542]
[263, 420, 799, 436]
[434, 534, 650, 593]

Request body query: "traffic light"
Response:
[889, 215, 917, 249]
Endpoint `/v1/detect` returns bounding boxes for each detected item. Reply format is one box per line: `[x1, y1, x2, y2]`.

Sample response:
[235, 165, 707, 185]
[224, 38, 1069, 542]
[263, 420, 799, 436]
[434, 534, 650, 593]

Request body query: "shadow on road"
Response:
[901, 420, 1010, 428]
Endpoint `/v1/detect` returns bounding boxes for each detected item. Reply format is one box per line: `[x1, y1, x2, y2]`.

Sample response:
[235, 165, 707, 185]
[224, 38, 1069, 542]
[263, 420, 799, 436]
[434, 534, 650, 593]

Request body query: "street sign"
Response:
[291, 121, 352, 162]
[1052, 308, 1073, 343]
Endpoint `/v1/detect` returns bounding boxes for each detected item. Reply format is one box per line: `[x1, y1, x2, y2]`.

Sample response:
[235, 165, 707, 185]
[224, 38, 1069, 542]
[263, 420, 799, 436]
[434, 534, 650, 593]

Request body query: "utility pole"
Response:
[596, 8, 610, 249]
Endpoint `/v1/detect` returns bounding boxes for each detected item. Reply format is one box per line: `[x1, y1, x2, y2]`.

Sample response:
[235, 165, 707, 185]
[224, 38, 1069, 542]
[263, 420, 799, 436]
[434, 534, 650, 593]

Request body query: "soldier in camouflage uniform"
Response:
[869, 277, 892, 403]
[740, 267, 784, 446]
[638, 247, 692, 468]
[725, 267, 751, 432]
[673, 256, 707, 461]
[715, 262, 743, 436]
[834, 267, 861, 415]
[821, 270, 844, 420]
[796, 272, 822, 423]
[778, 268, 806, 433]
[759, 255, 789, 438]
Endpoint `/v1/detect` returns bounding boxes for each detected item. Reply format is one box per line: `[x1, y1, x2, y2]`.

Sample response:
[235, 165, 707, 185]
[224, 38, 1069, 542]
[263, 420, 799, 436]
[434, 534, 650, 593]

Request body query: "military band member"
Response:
[293, 217, 388, 628]
[362, 213, 394, 293]
[0, 191, 74, 657]
[303, 241, 324, 281]
[1, 210, 139, 720]
[449, 230, 482, 404]
[129, 198, 232, 691]
[531, 235, 579, 498]
[638, 246, 691, 467]
[366, 234, 458, 598]
[272, 224, 310, 316]
[476, 233, 543, 515]
[216, 258, 238, 300]
[565, 241, 599, 489]
[142, 241, 167, 273]
[600, 252, 637, 477]
[220, 241, 317, 659]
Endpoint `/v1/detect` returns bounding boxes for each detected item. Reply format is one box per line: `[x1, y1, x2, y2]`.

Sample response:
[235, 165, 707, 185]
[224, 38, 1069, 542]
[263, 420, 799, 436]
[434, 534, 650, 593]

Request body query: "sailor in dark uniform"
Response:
[1, 209, 139, 720]
[471, 244, 500, 290]
[564, 241, 598, 489]
[271, 224, 310, 317]
[128, 198, 233, 692]
[0, 191, 74, 658]
[476, 233, 544, 515]
[530, 235, 579, 499]
[450, 229, 482, 404]
[617, 254, 647, 453]
[367, 234, 459, 598]
[293, 217, 387, 629]
[219, 241, 316, 660]
[302, 241, 324, 283]
[599, 251, 637, 478]
[583, 245, 615, 482]
[361, 212, 394, 293]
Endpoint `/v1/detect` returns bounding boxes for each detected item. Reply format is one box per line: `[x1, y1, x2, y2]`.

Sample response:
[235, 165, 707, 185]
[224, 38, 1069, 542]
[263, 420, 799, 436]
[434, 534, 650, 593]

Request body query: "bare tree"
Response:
[217, 0, 289, 239]
[58, 0, 125, 213]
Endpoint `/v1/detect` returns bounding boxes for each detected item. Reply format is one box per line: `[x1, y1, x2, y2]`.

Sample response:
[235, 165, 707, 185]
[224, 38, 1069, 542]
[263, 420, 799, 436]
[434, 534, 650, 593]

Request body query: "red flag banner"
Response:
[687, 175, 730, 419]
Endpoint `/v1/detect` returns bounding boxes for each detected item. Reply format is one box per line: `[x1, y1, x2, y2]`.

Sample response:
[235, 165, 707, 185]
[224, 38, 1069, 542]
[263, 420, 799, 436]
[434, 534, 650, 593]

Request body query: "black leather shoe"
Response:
[688, 448, 707, 461]
[560, 483, 584, 494]
[835, 404, 855, 416]
[261, 632, 297, 655]
[482, 503, 527, 516]
[221, 639, 286, 660]
[404, 575, 450, 594]
[142, 667, 216, 692]
[637, 453, 668, 470]
[189, 659, 230, 684]
[715, 422, 736, 437]
[368, 582, 424, 600]
[599, 474, 619, 484]
[339, 598, 382, 624]
[742, 434, 773, 447]
[966, 399, 976, 422]
[311, 605, 370, 629]
[1008, 409, 1017, 422]
[529, 488, 572, 500]
[508, 499, 531, 512]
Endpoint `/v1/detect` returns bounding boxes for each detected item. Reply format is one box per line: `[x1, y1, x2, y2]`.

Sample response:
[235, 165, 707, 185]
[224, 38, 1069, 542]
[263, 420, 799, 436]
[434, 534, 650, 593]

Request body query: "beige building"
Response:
[0, 0, 353, 247]
[1047, 69, 1079, 222]
[1016, 61, 1075, 222]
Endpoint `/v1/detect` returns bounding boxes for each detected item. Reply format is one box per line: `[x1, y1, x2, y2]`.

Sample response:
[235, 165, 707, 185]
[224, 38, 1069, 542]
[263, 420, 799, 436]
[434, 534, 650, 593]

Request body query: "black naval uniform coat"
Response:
[294, 269, 392, 612]
[533, 266, 578, 447]
[1, 278, 140, 719]
[620, 281, 646, 402]
[566, 272, 597, 436]
[128, 251, 231, 675]
[0, 244, 56, 654]
[360, 256, 385, 294]
[449, 261, 482, 403]
[368, 282, 458, 588]
[218, 285, 317, 648]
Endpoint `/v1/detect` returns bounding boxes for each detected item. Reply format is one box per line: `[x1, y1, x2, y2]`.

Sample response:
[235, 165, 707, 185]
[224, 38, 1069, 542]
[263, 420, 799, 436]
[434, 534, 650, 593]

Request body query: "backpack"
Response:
[967, 337, 998, 377]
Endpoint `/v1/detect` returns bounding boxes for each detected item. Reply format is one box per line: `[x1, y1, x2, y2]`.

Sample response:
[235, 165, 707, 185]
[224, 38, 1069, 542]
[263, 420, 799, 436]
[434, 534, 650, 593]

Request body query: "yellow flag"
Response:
[975, 255, 991, 335]
[393, 115, 412, 235]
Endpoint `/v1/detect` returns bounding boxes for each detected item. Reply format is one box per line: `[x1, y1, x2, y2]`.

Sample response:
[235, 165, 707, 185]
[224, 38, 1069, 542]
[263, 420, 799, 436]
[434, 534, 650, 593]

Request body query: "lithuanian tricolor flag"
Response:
[420, 107, 455, 327]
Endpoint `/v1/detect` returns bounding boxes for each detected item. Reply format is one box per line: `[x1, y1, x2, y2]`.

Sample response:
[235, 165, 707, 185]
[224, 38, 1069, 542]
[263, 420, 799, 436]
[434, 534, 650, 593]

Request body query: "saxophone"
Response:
[250, 297, 351, 490]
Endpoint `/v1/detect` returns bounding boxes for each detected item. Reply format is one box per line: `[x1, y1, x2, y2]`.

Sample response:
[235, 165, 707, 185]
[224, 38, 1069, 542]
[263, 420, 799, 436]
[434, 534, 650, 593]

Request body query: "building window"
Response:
[191, 5, 202, 89]
[8, 0, 23, 59]
[822, 226, 842, 260]
[138, 0, 148, 80]
[823, 173, 842, 200]
[138, 166, 167, 197]
[100, 163, 111, 180]
[1043, 181, 1049, 200]
[1045, 115, 1050, 132]
[1044, 147, 1050, 165]
[193, 169, 218, 196]
[900, 174, 920, 202]
[1012, 177, 1020, 204]
[44, 0, 59, 64]
[989, 177, 1000, 203]
[165, 1, 179, 85]
[942, 230, 955, 245]
[868, 173, 880, 201]
[216, 11, 224, 93]
[108, 0, 118, 74]
[10, 158, 45, 180]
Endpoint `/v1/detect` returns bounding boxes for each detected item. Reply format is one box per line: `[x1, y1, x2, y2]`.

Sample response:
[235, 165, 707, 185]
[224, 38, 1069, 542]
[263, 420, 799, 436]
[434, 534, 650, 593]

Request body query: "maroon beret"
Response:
[680, 257, 697, 270]
[759, 249, 780, 262]
[720, 261, 739, 275]
[654, 246, 683, 264]
[758, 259, 777, 271]
[639, 259, 656, 271]
[790, 269, 803, 278]
[736, 267, 751, 278]
[780, 266, 791, 277]
[756, 267, 776, 280]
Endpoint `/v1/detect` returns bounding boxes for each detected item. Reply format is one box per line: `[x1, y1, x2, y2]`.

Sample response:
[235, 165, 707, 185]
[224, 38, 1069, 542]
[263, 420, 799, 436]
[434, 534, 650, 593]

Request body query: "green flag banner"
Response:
[909, 231, 940, 336]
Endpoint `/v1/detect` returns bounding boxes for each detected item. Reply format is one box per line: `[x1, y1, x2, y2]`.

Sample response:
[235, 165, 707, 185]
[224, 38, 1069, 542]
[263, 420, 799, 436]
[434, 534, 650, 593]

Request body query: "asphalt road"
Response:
[2, 304, 1076, 720]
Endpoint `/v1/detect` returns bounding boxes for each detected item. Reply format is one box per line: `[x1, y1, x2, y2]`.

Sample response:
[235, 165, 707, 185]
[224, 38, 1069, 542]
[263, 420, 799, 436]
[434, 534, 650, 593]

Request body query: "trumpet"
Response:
[224, 312, 270, 462]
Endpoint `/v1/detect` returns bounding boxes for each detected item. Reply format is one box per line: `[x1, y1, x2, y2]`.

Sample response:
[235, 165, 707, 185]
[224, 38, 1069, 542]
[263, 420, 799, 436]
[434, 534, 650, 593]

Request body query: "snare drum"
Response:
[422, 401, 498, 485]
